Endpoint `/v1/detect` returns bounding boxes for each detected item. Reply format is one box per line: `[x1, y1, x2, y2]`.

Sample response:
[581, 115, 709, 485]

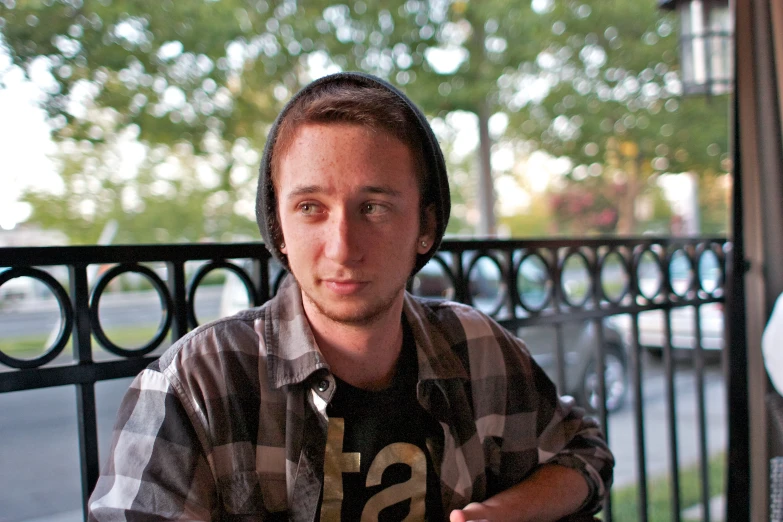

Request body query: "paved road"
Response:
[0, 287, 225, 343]
[609, 360, 726, 487]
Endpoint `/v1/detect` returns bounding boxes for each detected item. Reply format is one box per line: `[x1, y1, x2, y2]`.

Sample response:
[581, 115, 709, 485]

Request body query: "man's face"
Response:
[275, 123, 434, 326]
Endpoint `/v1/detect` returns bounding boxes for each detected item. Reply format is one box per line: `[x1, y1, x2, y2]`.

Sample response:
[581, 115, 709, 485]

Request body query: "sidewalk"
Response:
[682, 495, 725, 521]
[19, 510, 81, 522]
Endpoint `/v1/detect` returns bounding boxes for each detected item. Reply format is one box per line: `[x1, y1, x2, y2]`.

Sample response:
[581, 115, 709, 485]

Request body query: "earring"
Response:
[280, 242, 285, 249]
[421, 241, 427, 247]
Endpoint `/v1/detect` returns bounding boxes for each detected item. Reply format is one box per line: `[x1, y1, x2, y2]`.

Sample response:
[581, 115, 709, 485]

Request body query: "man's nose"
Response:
[324, 211, 363, 264]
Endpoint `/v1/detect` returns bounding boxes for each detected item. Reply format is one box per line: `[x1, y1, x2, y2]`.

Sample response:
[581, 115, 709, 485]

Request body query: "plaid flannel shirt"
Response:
[88, 278, 613, 521]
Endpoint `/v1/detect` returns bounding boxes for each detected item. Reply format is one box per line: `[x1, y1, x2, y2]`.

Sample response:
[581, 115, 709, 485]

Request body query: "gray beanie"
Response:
[255, 72, 450, 274]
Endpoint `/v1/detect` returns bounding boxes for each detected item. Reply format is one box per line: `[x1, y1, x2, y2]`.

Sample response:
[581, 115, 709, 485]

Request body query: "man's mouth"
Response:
[322, 279, 369, 295]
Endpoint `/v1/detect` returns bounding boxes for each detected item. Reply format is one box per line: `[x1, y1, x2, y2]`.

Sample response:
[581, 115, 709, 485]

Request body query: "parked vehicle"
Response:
[625, 248, 725, 352]
[616, 303, 725, 353]
[515, 320, 629, 413]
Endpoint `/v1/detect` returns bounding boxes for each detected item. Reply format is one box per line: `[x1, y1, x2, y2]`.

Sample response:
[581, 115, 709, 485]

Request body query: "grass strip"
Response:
[0, 325, 169, 358]
[609, 451, 726, 521]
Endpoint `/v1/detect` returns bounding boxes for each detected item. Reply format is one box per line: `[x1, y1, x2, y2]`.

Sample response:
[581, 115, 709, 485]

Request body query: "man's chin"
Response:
[311, 301, 388, 326]
[302, 291, 401, 327]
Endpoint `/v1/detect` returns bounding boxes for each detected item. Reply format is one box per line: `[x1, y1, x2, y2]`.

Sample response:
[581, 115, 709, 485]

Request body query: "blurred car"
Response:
[0, 270, 36, 303]
[411, 257, 629, 413]
[616, 303, 725, 353]
[615, 248, 726, 353]
[516, 320, 629, 413]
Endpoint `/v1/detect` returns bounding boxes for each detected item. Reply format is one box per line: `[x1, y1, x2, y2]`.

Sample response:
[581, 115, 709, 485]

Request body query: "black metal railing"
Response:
[0, 236, 730, 521]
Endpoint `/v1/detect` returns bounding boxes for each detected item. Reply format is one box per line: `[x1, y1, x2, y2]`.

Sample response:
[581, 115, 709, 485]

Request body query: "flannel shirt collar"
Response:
[403, 292, 469, 382]
[264, 276, 469, 389]
[265, 276, 330, 389]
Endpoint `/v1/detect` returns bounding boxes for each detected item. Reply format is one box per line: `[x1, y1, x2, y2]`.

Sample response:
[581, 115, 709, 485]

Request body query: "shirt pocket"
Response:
[218, 471, 287, 516]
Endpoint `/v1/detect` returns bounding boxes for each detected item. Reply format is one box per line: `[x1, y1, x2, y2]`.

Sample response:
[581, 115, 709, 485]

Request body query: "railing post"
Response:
[629, 245, 649, 522]
[70, 263, 99, 520]
[663, 304, 682, 521]
[167, 261, 188, 340]
[590, 246, 611, 522]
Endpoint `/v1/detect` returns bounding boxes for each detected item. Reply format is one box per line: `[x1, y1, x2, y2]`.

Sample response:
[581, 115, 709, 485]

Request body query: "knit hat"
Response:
[255, 72, 450, 275]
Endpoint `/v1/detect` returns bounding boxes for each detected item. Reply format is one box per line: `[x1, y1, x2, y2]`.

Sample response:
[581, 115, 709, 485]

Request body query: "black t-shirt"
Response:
[319, 320, 443, 522]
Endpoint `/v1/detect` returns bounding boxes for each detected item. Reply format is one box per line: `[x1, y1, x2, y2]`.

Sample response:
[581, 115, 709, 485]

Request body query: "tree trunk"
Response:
[477, 100, 496, 236]
[615, 155, 643, 235]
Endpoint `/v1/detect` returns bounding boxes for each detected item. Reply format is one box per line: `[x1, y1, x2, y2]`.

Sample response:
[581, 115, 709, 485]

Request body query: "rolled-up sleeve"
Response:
[531, 356, 614, 513]
[502, 329, 614, 514]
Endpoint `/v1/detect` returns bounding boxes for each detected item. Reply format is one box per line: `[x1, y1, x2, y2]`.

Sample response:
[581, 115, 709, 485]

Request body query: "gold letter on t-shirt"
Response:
[320, 418, 361, 522]
[361, 443, 426, 522]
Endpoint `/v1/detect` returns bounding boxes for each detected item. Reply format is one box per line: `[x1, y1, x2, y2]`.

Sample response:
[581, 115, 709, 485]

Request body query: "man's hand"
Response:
[448, 464, 590, 522]
[449, 502, 492, 522]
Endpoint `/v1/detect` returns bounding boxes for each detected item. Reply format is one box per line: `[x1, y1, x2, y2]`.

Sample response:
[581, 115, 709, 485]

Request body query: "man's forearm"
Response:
[449, 464, 590, 522]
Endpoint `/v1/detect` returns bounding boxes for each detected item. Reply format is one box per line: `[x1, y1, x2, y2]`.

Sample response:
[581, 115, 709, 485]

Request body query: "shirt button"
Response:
[317, 379, 330, 392]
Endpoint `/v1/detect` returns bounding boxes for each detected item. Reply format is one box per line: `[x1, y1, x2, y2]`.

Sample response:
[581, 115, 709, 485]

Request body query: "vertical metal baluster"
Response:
[663, 305, 682, 521]
[693, 302, 711, 521]
[167, 261, 187, 341]
[70, 263, 99, 521]
[554, 324, 566, 395]
[596, 316, 612, 522]
[254, 256, 268, 304]
[455, 249, 467, 305]
[631, 313, 649, 522]
[592, 248, 609, 440]
[592, 247, 609, 435]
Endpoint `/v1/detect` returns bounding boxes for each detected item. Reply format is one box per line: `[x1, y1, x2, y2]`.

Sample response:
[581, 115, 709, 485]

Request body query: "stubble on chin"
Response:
[299, 282, 405, 327]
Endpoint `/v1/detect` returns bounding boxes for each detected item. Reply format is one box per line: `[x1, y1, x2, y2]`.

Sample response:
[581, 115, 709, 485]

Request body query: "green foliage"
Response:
[497, 194, 554, 238]
[699, 172, 731, 235]
[0, 0, 730, 241]
[506, 1, 729, 172]
[502, 1, 730, 233]
[610, 451, 726, 521]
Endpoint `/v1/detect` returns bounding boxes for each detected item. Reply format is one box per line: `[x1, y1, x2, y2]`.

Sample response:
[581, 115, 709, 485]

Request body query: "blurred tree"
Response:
[699, 172, 731, 235]
[497, 193, 553, 238]
[0, 0, 729, 241]
[23, 131, 260, 244]
[0, 0, 547, 240]
[503, 0, 730, 234]
[548, 176, 620, 235]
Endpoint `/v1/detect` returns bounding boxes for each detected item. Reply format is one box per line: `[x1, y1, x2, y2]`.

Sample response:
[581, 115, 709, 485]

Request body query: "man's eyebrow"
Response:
[286, 185, 322, 199]
[285, 184, 404, 199]
[361, 185, 403, 197]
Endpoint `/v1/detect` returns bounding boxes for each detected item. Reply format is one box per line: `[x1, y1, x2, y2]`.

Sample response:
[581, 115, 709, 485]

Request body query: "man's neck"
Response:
[302, 294, 406, 391]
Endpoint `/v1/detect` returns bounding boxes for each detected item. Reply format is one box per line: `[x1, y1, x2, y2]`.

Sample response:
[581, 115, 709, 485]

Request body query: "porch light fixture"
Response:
[659, 0, 734, 96]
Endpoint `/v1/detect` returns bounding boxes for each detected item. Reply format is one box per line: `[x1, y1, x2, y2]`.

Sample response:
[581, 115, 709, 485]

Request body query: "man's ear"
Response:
[417, 204, 437, 255]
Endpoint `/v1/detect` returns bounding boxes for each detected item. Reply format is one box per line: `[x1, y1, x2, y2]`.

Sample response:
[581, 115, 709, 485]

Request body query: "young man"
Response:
[88, 73, 613, 521]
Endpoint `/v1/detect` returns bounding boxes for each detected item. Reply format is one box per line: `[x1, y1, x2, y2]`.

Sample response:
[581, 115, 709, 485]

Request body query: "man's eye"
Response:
[362, 203, 387, 215]
[299, 203, 318, 215]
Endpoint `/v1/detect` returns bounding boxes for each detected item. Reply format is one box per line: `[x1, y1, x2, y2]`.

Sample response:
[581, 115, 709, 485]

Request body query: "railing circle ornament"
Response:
[668, 249, 694, 298]
[89, 264, 173, 357]
[271, 265, 289, 297]
[599, 249, 630, 304]
[411, 254, 457, 301]
[0, 267, 73, 369]
[560, 250, 592, 308]
[187, 260, 258, 329]
[515, 252, 552, 312]
[696, 244, 723, 296]
[636, 248, 663, 301]
[465, 251, 507, 318]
